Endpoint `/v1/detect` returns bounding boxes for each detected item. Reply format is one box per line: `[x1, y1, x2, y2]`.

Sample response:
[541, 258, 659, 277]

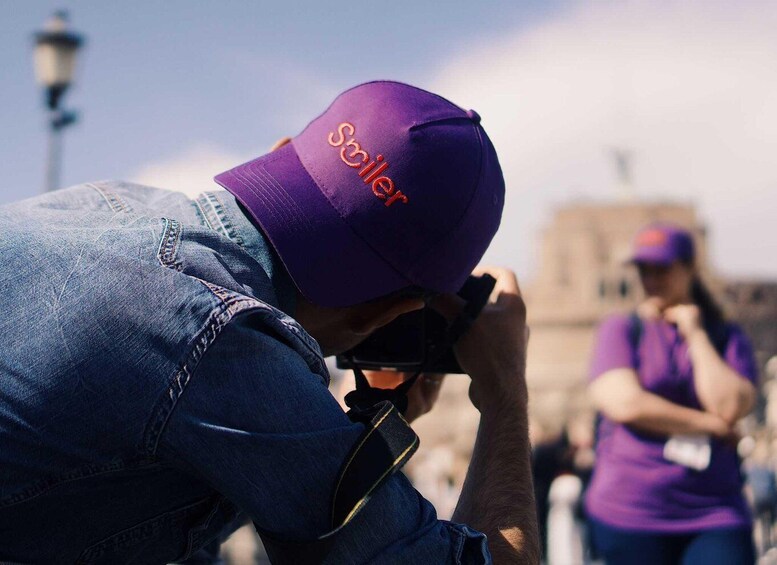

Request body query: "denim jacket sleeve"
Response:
[156, 315, 491, 564]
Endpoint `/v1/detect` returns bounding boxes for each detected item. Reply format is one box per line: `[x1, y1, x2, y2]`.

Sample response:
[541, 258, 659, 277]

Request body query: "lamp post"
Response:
[33, 11, 85, 193]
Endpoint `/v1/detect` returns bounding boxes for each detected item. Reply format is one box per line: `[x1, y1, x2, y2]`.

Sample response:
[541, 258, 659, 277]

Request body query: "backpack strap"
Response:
[706, 321, 731, 357]
[628, 310, 729, 359]
[627, 311, 643, 370]
[256, 400, 418, 564]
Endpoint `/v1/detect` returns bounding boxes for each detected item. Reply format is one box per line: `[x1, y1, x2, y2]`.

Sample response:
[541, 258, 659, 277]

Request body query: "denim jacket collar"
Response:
[195, 189, 298, 316]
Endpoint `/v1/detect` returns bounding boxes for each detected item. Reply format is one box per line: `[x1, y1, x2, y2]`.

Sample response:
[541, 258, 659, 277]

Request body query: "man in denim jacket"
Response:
[0, 82, 538, 564]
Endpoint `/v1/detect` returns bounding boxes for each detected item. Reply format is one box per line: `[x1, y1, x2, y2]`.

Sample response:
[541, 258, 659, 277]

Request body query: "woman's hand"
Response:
[636, 296, 666, 320]
[663, 304, 703, 339]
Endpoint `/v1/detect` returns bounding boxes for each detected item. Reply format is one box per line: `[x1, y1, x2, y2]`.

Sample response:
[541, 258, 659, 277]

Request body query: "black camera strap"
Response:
[345, 365, 411, 415]
[258, 399, 418, 564]
[259, 277, 495, 562]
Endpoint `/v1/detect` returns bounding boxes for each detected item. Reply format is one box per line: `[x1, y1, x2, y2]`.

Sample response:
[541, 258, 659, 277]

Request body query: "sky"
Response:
[2, 1, 776, 281]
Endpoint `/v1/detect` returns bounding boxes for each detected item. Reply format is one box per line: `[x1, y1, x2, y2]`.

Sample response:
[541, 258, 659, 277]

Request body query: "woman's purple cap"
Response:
[630, 224, 696, 265]
[214, 81, 505, 307]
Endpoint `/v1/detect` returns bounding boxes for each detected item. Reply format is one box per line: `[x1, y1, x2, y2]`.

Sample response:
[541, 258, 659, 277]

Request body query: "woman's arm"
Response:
[665, 306, 757, 425]
[686, 328, 756, 424]
[589, 368, 731, 438]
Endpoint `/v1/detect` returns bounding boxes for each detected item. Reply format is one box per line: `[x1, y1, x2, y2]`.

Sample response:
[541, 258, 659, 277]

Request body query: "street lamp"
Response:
[33, 11, 85, 192]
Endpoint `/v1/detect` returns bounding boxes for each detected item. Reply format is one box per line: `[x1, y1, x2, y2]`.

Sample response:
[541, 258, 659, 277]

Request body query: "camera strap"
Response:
[275, 277, 497, 563]
[345, 365, 411, 415]
[259, 399, 418, 564]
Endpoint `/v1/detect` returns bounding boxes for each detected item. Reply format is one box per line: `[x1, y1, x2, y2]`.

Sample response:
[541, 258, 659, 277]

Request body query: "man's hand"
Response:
[361, 371, 445, 424]
[452, 267, 529, 412]
[404, 373, 446, 423]
[448, 266, 540, 563]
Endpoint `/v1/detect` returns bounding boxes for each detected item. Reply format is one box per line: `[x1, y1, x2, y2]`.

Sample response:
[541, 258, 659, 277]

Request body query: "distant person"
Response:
[585, 224, 758, 565]
[0, 81, 538, 563]
[741, 434, 777, 556]
[534, 416, 596, 563]
[531, 428, 569, 556]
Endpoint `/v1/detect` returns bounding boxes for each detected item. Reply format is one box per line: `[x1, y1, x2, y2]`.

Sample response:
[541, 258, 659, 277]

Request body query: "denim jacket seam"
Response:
[87, 182, 133, 214]
[192, 197, 215, 231]
[194, 193, 224, 237]
[143, 286, 265, 457]
[445, 522, 491, 564]
[146, 220, 329, 454]
[142, 284, 330, 456]
[73, 493, 232, 564]
[182, 496, 240, 558]
[157, 218, 184, 270]
[0, 458, 159, 508]
[192, 259, 325, 375]
[452, 524, 466, 564]
[210, 191, 245, 246]
[197, 191, 245, 248]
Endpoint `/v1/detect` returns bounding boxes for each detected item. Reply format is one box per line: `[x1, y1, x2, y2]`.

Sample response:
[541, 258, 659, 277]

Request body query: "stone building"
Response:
[722, 281, 777, 373]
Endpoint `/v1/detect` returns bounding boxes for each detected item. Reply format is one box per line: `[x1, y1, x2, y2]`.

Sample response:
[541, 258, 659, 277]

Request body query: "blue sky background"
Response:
[3, 1, 776, 279]
[1, 0, 558, 198]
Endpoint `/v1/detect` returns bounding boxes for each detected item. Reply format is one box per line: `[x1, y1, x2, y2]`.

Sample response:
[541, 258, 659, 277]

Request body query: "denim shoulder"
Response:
[0, 181, 322, 493]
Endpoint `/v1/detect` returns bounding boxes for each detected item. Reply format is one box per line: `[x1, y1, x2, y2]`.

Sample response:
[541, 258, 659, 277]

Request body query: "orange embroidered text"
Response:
[327, 122, 409, 207]
[637, 230, 668, 247]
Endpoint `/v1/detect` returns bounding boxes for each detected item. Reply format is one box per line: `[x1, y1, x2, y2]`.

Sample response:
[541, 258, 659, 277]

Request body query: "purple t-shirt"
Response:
[585, 314, 758, 532]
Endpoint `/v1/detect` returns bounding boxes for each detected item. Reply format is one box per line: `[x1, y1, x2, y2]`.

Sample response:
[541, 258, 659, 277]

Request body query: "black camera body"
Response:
[336, 274, 496, 374]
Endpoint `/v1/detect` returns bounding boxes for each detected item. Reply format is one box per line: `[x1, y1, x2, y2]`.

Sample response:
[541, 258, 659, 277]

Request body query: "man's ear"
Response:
[349, 296, 425, 335]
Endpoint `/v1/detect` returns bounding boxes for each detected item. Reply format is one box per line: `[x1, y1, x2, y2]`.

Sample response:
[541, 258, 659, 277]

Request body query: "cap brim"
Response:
[628, 250, 675, 266]
[214, 142, 413, 307]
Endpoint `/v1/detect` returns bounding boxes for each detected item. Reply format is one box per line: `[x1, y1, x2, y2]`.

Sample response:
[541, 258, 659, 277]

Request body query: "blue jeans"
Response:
[589, 518, 755, 565]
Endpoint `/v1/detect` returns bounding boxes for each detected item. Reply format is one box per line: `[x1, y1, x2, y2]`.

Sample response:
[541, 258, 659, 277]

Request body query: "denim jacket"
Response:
[0, 181, 490, 564]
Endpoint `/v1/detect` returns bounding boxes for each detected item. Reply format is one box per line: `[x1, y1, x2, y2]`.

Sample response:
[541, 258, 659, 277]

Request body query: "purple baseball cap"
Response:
[630, 224, 696, 265]
[214, 81, 505, 307]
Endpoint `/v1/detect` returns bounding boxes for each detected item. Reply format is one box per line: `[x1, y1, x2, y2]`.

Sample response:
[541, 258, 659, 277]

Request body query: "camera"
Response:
[336, 274, 496, 374]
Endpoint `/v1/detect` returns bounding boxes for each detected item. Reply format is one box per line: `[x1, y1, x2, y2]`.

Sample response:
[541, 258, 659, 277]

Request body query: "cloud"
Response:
[130, 144, 249, 198]
[213, 47, 340, 134]
[127, 52, 338, 200]
[431, 1, 777, 279]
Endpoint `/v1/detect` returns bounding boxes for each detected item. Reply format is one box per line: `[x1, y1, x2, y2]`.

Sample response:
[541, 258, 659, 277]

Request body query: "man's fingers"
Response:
[472, 265, 522, 301]
[420, 374, 445, 393]
[431, 266, 523, 322]
[663, 306, 678, 322]
[430, 294, 464, 322]
[270, 136, 292, 152]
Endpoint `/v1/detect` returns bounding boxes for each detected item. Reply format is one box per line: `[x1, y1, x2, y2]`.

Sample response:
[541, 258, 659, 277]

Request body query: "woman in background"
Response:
[586, 224, 758, 565]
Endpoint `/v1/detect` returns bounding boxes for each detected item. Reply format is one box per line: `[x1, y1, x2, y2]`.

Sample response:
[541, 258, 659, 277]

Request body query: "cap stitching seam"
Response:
[251, 165, 318, 234]
[296, 81, 468, 140]
[407, 121, 486, 273]
[230, 166, 309, 235]
[336, 80, 466, 114]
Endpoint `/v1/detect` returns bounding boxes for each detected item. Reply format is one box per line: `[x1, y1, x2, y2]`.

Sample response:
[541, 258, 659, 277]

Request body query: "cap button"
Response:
[466, 109, 481, 124]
